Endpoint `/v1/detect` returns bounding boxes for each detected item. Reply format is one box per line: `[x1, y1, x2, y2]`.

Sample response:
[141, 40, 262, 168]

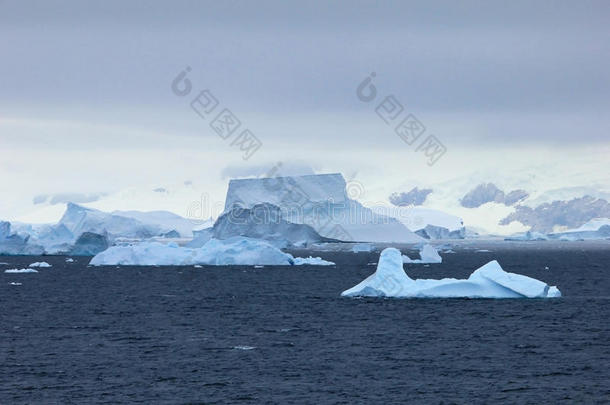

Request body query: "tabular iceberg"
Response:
[89, 236, 333, 266]
[224, 173, 422, 243]
[341, 248, 561, 299]
[402, 244, 442, 264]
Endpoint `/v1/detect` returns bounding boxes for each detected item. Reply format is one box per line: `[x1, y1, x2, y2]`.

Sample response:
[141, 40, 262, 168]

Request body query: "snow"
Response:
[342, 248, 561, 299]
[89, 236, 333, 266]
[29, 261, 51, 267]
[5, 268, 38, 273]
[292, 256, 335, 266]
[402, 244, 442, 264]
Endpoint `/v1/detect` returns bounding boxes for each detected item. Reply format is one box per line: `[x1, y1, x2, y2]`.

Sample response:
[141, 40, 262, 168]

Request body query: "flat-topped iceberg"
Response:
[402, 244, 442, 264]
[342, 248, 561, 299]
[89, 236, 333, 266]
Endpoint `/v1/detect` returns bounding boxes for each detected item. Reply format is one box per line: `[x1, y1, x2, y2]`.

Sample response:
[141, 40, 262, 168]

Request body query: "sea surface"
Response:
[1, 243, 610, 404]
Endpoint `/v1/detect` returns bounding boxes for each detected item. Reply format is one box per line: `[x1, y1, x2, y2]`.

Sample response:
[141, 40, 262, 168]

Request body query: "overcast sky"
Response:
[1, 0, 609, 219]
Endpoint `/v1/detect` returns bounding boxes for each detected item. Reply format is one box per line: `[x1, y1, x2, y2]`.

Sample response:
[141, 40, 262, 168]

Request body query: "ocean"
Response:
[1, 242, 609, 403]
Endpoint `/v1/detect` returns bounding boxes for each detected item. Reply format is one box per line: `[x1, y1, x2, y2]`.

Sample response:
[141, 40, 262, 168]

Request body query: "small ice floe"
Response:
[402, 244, 442, 264]
[4, 268, 38, 273]
[193, 265, 203, 268]
[0, 262, 9, 265]
[233, 345, 255, 351]
[292, 256, 335, 266]
[342, 248, 561, 299]
[254, 265, 264, 269]
[476, 249, 492, 253]
[9, 282, 23, 285]
[29, 261, 51, 268]
[544, 266, 549, 270]
[65, 258, 74, 263]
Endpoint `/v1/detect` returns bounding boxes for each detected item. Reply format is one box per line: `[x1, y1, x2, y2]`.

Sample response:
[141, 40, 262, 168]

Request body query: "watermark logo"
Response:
[356, 73, 447, 166]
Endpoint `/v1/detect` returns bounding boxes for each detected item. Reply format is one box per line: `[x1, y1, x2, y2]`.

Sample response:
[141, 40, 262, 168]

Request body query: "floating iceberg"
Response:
[29, 261, 51, 267]
[211, 203, 333, 247]
[342, 248, 561, 299]
[224, 174, 421, 243]
[5, 268, 38, 273]
[292, 256, 335, 266]
[402, 244, 442, 264]
[89, 236, 331, 266]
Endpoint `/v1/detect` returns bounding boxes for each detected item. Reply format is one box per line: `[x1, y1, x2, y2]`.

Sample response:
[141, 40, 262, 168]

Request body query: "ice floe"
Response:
[29, 261, 51, 268]
[5, 268, 38, 273]
[342, 248, 561, 299]
[292, 256, 335, 266]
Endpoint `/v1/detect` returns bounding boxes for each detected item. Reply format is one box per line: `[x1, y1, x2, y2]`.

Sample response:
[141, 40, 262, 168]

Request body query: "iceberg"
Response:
[0, 222, 45, 255]
[59, 203, 162, 241]
[29, 261, 51, 267]
[5, 268, 38, 273]
[342, 248, 560, 298]
[402, 244, 442, 264]
[111, 209, 197, 238]
[224, 174, 421, 243]
[415, 224, 465, 240]
[69, 232, 109, 256]
[292, 256, 335, 266]
[211, 203, 334, 247]
[89, 236, 333, 266]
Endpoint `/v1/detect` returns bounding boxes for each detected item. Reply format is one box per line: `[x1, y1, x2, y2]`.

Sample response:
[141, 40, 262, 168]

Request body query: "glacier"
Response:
[342, 248, 561, 299]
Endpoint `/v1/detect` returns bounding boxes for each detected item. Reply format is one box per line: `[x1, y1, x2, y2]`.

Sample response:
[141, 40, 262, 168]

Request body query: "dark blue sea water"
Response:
[1, 244, 610, 404]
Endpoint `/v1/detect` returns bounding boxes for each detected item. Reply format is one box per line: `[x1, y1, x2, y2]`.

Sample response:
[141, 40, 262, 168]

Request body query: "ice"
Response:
[89, 236, 333, 266]
[29, 261, 51, 267]
[402, 244, 442, 264]
[5, 268, 38, 273]
[211, 203, 331, 247]
[0, 222, 45, 255]
[69, 232, 109, 256]
[292, 256, 335, 266]
[59, 203, 163, 241]
[111, 209, 196, 237]
[351, 243, 374, 253]
[224, 173, 422, 243]
[342, 248, 561, 299]
[505, 231, 549, 241]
